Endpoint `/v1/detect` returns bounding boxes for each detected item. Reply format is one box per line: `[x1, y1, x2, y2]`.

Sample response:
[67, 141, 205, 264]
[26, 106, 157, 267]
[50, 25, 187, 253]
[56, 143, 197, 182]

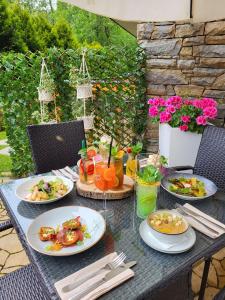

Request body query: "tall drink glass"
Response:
[94, 159, 116, 218]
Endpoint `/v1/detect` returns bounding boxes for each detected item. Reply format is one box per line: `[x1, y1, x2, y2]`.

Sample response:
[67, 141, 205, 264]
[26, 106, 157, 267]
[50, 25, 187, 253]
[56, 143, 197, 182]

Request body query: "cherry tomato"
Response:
[39, 227, 56, 241]
[76, 229, 84, 241]
[62, 217, 81, 230]
[126, 147, 132, 153]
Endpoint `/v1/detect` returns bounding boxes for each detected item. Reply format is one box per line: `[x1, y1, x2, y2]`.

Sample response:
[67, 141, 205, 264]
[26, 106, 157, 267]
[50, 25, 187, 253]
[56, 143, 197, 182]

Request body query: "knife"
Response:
[176, 204, 225, 232]
[68, 261, 136, 300]
[62, 260, 135, 293]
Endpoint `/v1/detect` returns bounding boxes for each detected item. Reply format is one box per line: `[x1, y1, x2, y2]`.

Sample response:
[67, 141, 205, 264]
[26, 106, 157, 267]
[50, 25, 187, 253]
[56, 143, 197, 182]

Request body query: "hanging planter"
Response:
[38, 61, 55, 103]
[37, 58, 58, 123]
[77, 83, 93, 99]
[70, 49, 94, 130]
[78, 115, 94, 130]
[69, 48, 93, 100]
[38, 89, 54, 103]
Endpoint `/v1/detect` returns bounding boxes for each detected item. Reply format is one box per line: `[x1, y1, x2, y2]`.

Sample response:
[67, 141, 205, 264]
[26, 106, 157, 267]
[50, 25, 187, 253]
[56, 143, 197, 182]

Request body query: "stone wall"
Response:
[137, 20, 225, 152]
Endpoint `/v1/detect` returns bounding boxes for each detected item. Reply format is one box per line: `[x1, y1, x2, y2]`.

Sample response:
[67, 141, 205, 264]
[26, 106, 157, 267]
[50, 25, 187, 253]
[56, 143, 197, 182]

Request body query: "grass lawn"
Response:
[0, 131, 6, 141]
[0, 154, 12, 173]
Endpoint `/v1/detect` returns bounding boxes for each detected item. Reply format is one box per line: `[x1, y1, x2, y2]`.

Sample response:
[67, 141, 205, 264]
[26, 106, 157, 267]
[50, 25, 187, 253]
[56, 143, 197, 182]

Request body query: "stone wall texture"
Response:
[137, 20, 225, 152]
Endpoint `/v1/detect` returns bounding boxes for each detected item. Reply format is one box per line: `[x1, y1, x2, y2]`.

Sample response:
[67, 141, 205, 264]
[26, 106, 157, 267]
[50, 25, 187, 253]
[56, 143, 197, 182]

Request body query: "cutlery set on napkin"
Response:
[55, 252, 136, 300]
[176, 203, 225, 239]
[52, 166, 79, 182]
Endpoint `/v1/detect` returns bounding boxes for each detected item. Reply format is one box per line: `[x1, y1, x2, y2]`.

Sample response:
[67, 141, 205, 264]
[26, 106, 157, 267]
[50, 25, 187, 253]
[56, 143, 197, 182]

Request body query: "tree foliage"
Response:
[0, 0, 76, 52]
[0, 0, 136, 52]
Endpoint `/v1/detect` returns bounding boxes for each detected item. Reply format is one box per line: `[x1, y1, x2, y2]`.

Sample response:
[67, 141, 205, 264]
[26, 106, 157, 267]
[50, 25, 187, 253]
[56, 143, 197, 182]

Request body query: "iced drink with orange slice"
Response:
[94, 162, 118, 190]
[79, 147, 97, 184]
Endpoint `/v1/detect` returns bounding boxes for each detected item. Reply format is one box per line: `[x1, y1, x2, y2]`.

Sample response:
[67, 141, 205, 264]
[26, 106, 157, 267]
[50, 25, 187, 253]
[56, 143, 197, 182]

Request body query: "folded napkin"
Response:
[182, 203, 225, 239]
[54, 252, 134, 300]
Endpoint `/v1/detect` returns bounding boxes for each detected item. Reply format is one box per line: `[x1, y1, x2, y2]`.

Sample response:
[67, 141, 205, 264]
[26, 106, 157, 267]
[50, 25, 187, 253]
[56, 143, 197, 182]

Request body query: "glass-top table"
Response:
[1, 176, 225, 300]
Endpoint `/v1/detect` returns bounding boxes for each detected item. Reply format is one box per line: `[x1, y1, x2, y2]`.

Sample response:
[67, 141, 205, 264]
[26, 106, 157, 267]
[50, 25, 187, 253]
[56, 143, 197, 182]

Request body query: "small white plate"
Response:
[139, 220, 196, 254]
[16, 175, 74, 204]
[26, 206, 106, 256]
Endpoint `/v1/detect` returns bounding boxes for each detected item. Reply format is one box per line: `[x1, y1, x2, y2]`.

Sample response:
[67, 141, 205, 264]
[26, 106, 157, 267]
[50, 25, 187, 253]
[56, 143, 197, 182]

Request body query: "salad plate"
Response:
[161, 173, 217, 201]
[16, 175, 74, 204]
[139, 219, 196, 254]
[26, 206, 106, 256]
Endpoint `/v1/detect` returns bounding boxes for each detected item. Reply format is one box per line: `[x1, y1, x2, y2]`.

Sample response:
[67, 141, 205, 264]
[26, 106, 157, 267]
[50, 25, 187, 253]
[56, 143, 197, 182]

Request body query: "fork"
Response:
[62, 252, 126, 293]
[176, 206, 220, 235]
[52, 168, 77, 182]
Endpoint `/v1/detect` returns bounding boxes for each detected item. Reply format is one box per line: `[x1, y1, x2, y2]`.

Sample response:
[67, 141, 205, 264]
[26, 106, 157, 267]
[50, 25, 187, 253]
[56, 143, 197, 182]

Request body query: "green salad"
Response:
[169, 177, 206, 197]
[26, 179, 68, 201]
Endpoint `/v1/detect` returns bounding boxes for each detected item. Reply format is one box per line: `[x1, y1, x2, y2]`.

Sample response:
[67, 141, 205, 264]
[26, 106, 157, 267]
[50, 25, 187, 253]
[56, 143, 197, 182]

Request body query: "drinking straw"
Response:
[107, 136, 114, 168]
[81, 139, 86, 149]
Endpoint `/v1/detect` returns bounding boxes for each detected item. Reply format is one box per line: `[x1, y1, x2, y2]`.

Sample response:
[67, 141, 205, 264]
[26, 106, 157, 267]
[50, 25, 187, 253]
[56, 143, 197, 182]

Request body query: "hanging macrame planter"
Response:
[77, 99, 94, 130]
[76, 49, 93, 100]
[76, 49, 94, 130]
[38, 58, 57, 124]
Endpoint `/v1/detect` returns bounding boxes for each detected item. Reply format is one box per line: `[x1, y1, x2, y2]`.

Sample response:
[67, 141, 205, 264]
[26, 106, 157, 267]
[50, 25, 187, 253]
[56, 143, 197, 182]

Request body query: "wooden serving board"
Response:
[76, 175, 134, 200]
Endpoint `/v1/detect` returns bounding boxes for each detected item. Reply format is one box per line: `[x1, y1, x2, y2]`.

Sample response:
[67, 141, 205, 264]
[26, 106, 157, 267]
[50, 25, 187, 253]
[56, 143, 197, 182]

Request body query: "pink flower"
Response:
[181, 115, 191, 123]
[166, 96, 183, 108]
[184, 100, 193, 106]
[196, 115, 207, 125]
[202, 98, 217, 107]
[159, 98, 166, 106]
[179, 125, 189, 131]
[148, 98, 160, 106]
[166, 105, 176, 114]
[160, 111, 172, 123]
[203, 106, 217, 119]
[149, 106, 159, 117]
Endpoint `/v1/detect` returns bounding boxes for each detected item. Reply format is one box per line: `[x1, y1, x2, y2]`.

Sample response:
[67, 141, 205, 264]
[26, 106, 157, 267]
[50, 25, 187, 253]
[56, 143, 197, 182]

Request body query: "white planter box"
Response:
[77, 84, 93, 99]
[38, 89, 54, 103]
[78, 116, 94, 130]
[159, 124, 202, 167]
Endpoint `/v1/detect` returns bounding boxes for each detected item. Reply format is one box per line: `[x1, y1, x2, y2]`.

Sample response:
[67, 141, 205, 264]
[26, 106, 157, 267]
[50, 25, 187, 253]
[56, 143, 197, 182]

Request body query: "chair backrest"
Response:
[27, 120, 85, 174]
[194, 125, 225, 191]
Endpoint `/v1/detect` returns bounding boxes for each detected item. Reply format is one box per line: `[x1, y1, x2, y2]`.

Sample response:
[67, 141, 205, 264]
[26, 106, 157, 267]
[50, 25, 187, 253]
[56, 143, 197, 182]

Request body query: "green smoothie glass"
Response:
[135, 162, 162, 219]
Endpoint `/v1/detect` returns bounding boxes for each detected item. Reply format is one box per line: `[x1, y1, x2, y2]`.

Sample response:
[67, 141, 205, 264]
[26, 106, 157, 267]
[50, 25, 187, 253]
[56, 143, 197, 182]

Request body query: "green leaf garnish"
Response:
[76, 240, 84, 246]
[84, 232, 91, 239]
[137, 165, 162, 183]
[131, 142, 143, 155]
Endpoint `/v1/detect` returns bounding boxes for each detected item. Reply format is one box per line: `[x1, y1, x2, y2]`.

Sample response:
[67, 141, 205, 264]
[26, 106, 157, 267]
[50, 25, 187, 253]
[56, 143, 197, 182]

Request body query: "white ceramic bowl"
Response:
[147, 209, 189, 243]
[16, 175, 74, 204]
[26, 206, 106, 256]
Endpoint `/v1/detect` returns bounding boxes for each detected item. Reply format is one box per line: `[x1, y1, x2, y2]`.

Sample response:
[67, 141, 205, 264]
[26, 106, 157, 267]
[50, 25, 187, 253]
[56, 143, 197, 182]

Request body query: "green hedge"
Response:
[0, 47, 146, 177]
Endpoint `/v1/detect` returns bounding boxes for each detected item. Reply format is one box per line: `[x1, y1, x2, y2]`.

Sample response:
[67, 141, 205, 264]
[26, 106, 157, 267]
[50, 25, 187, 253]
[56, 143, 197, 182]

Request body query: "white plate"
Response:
[161, 173, 217, 201]
[16, 175, 74, 204]
[139, 220, 196, 254]
[26, 206, 106, 256]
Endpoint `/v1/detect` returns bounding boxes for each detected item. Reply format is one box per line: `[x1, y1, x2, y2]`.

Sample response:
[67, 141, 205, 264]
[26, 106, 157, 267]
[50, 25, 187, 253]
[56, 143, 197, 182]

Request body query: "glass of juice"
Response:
[112, 157, 124, 188]
[136, 178, 160, 219]
[135, 154, 162, 219]
[126, 153, 137, 179]
[94, 159, 117, 217]
[79, 158, 94, 184]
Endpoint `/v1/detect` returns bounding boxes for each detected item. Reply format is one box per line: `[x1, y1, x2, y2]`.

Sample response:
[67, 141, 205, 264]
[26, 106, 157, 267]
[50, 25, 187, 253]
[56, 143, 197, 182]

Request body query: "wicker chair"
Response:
[0, 220, 13, 232]
[175, 125, 225, 191]
[173, 125, 225, 300]
[0, 264, 49, 300]
[27, 120, 85, 174]
[214, 288, 225, 300]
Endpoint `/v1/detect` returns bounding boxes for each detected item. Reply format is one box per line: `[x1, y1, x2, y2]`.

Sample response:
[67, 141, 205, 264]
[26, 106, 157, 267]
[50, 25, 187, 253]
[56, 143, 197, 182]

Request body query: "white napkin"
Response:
[54, 252, 134, 300]
[183, 203, 225, 239]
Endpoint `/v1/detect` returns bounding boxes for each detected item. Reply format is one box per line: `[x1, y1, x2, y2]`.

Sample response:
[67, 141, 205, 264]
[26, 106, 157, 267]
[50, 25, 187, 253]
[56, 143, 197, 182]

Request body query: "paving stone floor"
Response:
[0, 199, 225, 299]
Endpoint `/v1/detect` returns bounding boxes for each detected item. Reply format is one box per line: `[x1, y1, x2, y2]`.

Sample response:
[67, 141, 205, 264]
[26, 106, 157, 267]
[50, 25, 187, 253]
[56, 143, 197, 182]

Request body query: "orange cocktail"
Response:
[113, 158, 124, 188]
[94, 162, 118, 191]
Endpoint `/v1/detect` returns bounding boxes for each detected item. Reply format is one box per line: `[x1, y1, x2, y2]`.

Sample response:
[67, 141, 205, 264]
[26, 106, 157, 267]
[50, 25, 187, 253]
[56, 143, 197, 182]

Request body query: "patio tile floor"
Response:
[1, 199, 225, 299]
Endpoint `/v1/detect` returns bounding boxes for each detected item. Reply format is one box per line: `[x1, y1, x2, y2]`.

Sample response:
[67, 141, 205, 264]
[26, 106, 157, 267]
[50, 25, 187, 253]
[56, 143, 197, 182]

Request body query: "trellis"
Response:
[0, 47, 147, 176]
